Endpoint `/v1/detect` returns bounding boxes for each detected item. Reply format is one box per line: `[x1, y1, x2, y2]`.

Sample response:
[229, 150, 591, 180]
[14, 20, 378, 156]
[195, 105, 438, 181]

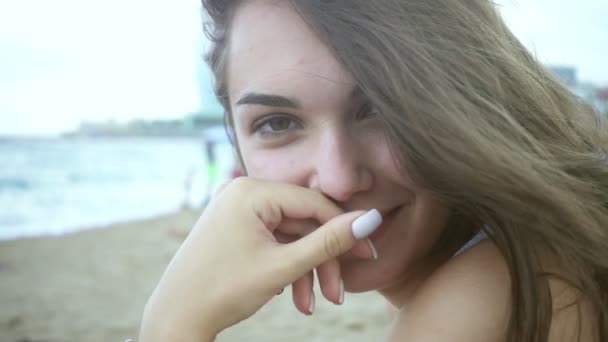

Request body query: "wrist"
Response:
[139, 321, 217, 342]
[139, 301, 220, 342]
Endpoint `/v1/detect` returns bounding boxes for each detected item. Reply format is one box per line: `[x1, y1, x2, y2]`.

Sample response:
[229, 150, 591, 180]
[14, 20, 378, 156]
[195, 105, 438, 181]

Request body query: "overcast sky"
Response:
[0, 0, 607, 136]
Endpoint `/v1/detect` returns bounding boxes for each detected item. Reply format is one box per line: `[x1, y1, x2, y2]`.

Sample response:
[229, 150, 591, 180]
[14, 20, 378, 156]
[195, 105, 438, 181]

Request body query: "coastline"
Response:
[0, 209, 389, 341]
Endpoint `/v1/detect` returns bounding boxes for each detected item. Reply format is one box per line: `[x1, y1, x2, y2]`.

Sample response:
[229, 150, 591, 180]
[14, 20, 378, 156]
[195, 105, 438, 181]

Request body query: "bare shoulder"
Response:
[387, 241, 511, 342]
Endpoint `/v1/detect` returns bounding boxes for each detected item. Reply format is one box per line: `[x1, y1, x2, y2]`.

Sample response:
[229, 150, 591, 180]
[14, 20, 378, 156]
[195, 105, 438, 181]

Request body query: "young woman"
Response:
[139, 1, 608, 341]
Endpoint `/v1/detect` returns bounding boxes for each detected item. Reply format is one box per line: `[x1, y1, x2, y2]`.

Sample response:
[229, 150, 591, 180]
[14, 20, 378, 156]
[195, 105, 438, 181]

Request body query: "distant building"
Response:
[547, 65, 607, 120]
[595, 87, 608, 119]
[64, 115, 222, 137]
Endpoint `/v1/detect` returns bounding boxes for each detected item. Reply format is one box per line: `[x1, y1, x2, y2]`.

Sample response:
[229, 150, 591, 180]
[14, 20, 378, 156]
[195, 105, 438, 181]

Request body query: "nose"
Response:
[309, 126, 373, 202]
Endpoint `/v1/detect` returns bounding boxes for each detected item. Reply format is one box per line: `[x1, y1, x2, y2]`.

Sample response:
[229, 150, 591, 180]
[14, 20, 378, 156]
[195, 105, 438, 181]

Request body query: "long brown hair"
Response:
[202, 1, 608, 341]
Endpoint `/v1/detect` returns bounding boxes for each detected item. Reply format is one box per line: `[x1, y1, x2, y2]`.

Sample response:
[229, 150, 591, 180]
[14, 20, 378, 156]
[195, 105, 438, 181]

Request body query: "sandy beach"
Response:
[0, 209, 390, 342]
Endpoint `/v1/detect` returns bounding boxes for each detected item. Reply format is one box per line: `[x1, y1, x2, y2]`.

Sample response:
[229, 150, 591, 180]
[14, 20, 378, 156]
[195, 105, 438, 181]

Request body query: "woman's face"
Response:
[226, 0, 450, 292]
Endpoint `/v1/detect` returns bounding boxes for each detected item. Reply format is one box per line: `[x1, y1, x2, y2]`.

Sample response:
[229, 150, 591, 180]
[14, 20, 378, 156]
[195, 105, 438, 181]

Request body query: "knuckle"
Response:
[257, 198, 282, 229]
[229, 176, 253, 191]
[323, 229, 343, 258]
[225, 177, 257, 202]
[212, 181, 230, 196]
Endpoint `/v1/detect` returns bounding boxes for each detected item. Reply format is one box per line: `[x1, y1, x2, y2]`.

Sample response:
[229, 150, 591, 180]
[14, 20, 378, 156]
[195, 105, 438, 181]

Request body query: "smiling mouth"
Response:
[368, 206, 402, 241]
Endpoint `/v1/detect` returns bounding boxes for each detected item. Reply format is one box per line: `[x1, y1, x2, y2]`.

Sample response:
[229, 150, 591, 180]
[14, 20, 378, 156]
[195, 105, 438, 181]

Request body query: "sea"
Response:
[0, 137, 235, 240]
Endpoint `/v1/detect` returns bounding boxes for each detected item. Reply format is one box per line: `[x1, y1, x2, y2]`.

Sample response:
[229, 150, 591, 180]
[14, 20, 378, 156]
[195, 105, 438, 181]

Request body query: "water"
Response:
[0, 137, 235, 240]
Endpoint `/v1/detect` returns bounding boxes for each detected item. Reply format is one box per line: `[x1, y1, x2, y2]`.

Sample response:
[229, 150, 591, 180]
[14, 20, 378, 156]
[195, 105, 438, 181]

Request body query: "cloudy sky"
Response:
[0, 0, 607, 136]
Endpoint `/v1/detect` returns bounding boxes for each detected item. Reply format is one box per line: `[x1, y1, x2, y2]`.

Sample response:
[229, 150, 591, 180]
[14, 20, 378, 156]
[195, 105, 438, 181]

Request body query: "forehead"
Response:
[227, 0, 354, 103]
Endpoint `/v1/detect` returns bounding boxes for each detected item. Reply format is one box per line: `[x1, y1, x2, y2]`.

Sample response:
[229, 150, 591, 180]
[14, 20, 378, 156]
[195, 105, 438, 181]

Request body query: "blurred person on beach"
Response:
[201, 132, 220, 206]
[139, 1, 608, 342]
[181, 166, 197, 210]
[200, 126, 244, 207]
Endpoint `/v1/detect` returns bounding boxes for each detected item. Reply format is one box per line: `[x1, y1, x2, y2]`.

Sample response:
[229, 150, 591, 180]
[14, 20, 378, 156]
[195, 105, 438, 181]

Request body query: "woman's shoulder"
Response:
[387, 240, 511, 342]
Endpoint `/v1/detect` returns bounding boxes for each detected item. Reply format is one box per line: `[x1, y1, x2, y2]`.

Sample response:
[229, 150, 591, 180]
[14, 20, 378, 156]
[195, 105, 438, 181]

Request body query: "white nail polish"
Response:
[366, 238, 378, 260]
[352, 209, 382, 239]
[308, 291, 315, 314]
[339, 278, 344, 305]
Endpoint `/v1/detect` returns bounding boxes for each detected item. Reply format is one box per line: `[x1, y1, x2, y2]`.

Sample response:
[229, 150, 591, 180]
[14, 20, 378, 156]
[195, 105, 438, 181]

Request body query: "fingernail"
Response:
[308, 291, 315, 315]
[366, 238, 378, 260]
[338, 278, 344, 305]
[352, 209, 382, 239]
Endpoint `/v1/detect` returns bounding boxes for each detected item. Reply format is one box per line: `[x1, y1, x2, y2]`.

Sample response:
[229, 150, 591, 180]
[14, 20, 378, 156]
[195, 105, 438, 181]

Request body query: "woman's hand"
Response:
[139, 177, 382, 341]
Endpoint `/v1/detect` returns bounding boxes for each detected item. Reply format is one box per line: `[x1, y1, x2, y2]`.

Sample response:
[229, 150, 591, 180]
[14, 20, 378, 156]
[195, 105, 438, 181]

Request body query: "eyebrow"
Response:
[235, 86, 365, 109]
[236, 93, 301, 109]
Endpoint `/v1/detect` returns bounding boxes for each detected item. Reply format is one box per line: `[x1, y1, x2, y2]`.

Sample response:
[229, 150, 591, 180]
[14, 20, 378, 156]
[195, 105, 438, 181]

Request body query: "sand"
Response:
[0, 209, 390, 342]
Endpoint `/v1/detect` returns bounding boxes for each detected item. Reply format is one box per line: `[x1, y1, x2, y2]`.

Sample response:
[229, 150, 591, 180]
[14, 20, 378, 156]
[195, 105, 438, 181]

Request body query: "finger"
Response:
[274, 232, 298, 244]
[242, 179, 344, 231]
[274, 209, 382, 284]
[213, 180, 231, 197]
[278, 219, 376, 259]
[350, 238, 379, 260]
[315, 258, 342, 305]
[275, 218, 317, 236]
[274, 218, 315, 246]
[291, 271, 315, 315]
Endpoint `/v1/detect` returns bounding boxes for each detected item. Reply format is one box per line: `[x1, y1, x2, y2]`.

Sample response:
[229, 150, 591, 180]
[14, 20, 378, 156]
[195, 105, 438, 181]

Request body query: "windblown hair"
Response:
[202, 1, 608, 341]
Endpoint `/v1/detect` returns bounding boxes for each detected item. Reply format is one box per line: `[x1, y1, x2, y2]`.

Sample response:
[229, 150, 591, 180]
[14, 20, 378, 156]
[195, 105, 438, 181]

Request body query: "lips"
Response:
[368, 206, 402, 241]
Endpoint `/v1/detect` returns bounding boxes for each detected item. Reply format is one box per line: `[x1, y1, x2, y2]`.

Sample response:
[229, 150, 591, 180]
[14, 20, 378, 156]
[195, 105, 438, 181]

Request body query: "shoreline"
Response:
[0, 208, 389, 341]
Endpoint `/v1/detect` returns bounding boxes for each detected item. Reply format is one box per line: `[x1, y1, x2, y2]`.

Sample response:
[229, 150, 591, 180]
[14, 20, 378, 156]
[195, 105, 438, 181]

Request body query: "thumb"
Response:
[276, 209, 382, 281]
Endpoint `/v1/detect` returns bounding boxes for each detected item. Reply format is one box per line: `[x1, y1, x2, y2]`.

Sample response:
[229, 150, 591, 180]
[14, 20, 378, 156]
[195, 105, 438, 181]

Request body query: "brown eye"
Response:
[268, 117, 292, 131]
[253, 114, 302, 137]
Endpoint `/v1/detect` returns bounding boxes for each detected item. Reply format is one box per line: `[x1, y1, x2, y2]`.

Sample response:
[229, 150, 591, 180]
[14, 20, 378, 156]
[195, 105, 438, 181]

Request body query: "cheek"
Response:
[242, 147, 306, 184]
[367, 135, 410, 186]
[406, 196, 451, 254]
